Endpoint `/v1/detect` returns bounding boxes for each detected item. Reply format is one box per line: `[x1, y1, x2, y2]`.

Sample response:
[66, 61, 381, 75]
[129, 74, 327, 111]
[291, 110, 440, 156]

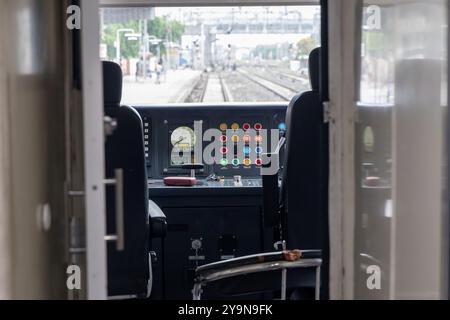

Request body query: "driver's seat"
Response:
[192, 48, 326, 300]
[103, 61, 167, 298]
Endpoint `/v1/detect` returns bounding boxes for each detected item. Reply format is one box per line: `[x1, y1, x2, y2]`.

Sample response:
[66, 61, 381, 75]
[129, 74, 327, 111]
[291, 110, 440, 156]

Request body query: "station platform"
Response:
[122, 69, 202, 104]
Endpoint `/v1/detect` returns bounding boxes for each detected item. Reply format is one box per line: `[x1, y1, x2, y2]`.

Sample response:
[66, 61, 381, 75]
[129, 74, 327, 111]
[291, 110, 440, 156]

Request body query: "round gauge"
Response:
[171, 126, 196, 149]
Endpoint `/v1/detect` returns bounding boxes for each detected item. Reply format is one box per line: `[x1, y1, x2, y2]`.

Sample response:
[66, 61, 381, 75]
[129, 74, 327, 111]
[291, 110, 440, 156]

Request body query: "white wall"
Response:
[0, 0, 13, 300]
[391, 2, 448, 299]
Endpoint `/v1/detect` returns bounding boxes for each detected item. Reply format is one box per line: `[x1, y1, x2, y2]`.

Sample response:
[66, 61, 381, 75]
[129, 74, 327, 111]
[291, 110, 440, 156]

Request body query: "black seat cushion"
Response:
[280, 48, 324, 250]
[103, 61, 150, 297]
[103, 60, 123, 107]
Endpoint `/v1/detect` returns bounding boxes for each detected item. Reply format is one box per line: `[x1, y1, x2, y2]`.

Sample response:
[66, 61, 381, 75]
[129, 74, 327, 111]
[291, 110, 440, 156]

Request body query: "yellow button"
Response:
[220, 123, 228, 131]
[231, 123, 239, 131]
[244, 159, 252, 166]
[232, 135, 239, 143]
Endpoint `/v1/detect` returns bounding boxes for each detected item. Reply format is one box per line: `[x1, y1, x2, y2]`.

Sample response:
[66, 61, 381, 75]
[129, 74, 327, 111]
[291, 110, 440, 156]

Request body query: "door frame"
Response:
[81, 0, 108, 300]
[327, 0, 360, 300]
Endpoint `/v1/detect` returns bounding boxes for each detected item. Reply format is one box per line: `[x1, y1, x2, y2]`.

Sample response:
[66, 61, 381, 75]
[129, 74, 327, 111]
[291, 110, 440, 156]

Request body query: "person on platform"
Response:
[135, 58, 143, 82]
[156, 58, 163, 85]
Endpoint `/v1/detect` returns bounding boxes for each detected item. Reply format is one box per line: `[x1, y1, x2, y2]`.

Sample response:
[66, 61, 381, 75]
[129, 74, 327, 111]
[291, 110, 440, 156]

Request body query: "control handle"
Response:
[181, 164, 204, 178]
[104, 169, 125, 251]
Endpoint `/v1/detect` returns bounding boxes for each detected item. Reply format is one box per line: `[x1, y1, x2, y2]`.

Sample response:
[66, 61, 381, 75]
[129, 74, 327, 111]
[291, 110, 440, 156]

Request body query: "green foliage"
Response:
[296, 36, 317, 58]
[102, 21, 140, 59]
[101, 16, 185, 60]
[147, 16, 185, 56]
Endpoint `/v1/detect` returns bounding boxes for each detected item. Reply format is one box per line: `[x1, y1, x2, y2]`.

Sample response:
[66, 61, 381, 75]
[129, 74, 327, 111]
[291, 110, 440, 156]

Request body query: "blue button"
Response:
[255, 147, 263, 154]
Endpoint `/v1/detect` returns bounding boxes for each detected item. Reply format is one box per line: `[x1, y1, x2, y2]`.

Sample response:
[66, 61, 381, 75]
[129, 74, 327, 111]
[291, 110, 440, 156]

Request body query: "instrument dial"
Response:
[171, 126, 196, 149]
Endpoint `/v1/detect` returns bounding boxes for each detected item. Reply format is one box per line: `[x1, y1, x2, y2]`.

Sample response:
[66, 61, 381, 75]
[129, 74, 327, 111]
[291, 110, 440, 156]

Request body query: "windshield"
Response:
[100, 6, 321, 105]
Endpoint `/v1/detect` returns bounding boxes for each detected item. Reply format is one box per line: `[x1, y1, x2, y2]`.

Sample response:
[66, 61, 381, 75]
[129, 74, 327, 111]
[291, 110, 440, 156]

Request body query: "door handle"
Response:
[104, 169, 125, 251]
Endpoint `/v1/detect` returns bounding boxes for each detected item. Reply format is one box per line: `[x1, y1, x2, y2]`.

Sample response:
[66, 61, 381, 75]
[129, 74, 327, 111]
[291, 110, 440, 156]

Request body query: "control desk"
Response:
[148, 178, 263, 196]
[135, 104, 287, 299]
[135, 103, 287, 183]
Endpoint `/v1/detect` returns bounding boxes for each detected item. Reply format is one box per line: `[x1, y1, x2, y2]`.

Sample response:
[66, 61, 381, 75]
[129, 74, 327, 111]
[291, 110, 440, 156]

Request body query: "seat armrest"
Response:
[261, 146, 284, 228]
[299, 250, 322, 259]
[193, 250, 323, 300]
[148, 200, 167, 239]
[262, 165, 280, 227]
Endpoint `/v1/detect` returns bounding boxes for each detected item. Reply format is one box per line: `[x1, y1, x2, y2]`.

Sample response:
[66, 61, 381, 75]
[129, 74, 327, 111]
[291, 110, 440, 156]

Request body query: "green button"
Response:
[232, 159, 240, 166]
[220, 159, 228, 166]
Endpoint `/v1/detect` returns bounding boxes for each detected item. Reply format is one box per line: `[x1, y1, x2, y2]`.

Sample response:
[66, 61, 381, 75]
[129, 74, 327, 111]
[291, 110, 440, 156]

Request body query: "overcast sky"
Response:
[155, 6, 319, 21]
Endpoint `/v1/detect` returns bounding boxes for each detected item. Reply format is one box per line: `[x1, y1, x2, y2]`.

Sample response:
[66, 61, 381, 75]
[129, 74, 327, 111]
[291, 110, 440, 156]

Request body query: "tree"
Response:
[102, 21, 140, 59]
[101, 17, 185, 60]
[296, 36, 317, 59]
[147, 16, 185, 56]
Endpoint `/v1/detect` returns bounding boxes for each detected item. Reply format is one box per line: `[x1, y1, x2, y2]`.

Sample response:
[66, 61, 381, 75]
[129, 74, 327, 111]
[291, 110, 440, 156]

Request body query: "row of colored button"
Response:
[220, 123, 263, 131]
[220, 147, 263, 154]
[220, 135, 263, 143]
[220, 159, 263, 166]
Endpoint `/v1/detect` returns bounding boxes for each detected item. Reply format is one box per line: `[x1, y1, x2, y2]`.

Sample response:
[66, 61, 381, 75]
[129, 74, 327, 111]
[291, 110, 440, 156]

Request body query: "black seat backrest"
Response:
[103, 61, 150, 297]
[281, 48, 324, 250]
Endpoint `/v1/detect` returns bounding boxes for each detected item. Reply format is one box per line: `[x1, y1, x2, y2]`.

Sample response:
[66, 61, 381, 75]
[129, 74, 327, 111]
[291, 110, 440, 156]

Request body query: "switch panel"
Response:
[142, 116, 152, 167]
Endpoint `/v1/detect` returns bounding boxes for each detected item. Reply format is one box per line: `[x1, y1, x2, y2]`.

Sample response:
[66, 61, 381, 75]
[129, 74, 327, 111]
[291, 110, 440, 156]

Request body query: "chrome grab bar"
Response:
[104, 169, 125, 251]
[192, 258, 322, 301]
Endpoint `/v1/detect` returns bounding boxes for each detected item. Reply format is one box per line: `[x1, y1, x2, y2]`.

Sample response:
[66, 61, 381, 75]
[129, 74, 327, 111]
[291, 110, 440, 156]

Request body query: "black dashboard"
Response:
[135, 103, 288, 180]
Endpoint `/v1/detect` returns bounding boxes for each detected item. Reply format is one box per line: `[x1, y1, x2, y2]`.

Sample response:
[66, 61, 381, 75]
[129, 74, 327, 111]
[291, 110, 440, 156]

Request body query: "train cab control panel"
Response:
[135, 103, 287, 189]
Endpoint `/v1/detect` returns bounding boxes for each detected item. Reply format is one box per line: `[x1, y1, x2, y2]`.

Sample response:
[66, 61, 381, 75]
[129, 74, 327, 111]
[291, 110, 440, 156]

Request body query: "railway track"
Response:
[244, 66, 310, 92]
[278, 71, 308, 83]
[237, 68, 298, 101]
[184, 72, 232, 103]
[183, 68, 305, 103]
[183, 73, 209, 103]
[219, 73, 233, 102]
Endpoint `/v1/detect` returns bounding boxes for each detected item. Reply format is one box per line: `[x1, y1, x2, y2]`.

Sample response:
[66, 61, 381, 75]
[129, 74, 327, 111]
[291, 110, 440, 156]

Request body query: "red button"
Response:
[255, 159, 263, 166]
[243, 123, 251, 131]
[220, 135, 227, 143]
[220, 147, 228, 154]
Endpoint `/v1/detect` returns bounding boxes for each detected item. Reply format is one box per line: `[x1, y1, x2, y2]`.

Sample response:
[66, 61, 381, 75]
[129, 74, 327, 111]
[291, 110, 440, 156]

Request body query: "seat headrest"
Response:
[102, 61, 123, 107]
[308, 47, 320, 92]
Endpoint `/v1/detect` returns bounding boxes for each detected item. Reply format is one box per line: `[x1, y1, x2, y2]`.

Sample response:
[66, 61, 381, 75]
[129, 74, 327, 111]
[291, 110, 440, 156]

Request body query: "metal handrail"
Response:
[193, 258, 322, 301]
